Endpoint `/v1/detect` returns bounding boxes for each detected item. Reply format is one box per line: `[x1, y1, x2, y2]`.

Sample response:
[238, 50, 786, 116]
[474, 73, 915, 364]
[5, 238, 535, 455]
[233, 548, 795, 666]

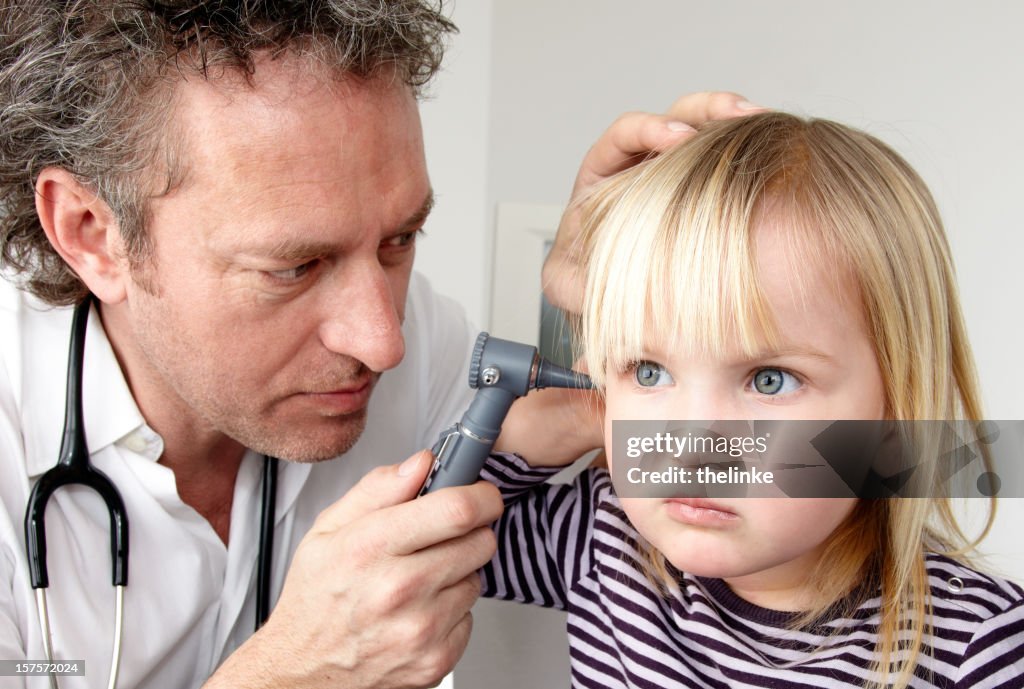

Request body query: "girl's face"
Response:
[604, 217, 886, 611]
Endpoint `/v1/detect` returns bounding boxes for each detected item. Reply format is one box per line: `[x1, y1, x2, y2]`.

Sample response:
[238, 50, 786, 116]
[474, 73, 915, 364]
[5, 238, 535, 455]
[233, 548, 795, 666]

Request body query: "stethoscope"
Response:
[23, 295, 279, 689]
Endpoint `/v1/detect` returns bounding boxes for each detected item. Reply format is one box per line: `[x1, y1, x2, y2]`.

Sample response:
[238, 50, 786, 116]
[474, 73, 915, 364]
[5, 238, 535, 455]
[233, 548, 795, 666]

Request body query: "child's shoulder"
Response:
[925, 552, 1024, 622]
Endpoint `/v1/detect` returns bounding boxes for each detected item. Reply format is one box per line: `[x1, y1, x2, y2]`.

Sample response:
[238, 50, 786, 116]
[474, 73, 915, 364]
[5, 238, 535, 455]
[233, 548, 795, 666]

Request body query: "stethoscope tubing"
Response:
[22, 296, 278, 688]
[24, 296, 129, 589]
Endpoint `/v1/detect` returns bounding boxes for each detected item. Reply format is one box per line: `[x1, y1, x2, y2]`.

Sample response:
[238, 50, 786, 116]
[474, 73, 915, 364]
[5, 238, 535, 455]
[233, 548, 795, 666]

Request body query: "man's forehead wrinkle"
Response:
[193, 110, 344, 178]
[174, 74, 360, 177]
[177, 101, 361, 216]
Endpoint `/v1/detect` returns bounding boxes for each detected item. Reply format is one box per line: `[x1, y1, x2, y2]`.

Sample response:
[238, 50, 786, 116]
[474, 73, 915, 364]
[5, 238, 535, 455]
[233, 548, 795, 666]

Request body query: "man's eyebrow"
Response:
[248, 191, 435, 261]
[390, 191, 434, 237]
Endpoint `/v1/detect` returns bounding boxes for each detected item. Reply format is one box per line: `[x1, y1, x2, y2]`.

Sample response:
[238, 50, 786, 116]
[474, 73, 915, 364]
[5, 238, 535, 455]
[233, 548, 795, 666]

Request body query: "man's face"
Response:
[115, 59, 430, 461]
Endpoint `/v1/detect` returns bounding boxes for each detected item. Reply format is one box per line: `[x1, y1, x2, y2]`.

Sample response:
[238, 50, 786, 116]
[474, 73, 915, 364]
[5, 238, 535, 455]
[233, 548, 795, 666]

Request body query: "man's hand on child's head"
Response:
[543, 92, 767, 314]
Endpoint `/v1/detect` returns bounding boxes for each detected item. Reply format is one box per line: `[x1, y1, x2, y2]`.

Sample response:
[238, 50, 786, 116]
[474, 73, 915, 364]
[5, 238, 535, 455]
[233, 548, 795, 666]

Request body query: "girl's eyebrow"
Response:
[746, 345, 835, 363]
[637, 344, 836, 365]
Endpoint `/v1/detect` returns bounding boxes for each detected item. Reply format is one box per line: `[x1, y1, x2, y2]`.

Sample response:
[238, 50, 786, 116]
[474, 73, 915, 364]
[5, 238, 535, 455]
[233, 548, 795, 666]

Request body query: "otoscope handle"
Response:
[418, 426, 492, 496]
[419, 387, 516, 495]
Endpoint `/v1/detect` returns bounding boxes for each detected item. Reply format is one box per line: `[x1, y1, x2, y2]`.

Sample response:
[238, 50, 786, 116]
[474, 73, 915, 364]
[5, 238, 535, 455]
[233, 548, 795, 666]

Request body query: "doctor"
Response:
[0, 1, 754, 687]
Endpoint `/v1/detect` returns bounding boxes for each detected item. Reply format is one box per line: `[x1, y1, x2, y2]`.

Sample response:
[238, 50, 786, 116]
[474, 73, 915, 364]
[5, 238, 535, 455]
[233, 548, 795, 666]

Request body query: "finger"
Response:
[397, 577, 479, 687]
[574, 112, 698, 192]
[313, 449, 433, 533]
[354, 481, 503, 558]
[432, 609, 474, 684]
[444, 612, 473, 670]
[432, 575, 479, 652]
[435, 573, 483, 618]
[665, 91, 767, 125]
[397, 525, 496, 591]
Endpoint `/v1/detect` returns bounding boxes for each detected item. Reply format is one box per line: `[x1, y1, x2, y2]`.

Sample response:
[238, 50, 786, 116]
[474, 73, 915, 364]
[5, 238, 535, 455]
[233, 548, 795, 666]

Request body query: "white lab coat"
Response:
[0, 272, 476, 688]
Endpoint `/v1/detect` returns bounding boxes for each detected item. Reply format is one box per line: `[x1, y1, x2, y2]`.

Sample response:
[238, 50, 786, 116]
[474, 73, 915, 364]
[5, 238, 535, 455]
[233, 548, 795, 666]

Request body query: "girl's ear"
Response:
[35, 167, 129, 304]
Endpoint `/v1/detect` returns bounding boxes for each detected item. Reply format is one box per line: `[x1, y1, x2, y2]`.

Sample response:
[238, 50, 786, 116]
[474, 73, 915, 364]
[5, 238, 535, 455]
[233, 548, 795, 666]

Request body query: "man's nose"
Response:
[319, 264, 406, 373]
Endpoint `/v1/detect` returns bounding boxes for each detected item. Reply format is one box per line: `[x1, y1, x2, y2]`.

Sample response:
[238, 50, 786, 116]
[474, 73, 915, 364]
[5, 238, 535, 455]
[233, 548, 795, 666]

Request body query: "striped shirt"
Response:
[480, 453, 1024, 688]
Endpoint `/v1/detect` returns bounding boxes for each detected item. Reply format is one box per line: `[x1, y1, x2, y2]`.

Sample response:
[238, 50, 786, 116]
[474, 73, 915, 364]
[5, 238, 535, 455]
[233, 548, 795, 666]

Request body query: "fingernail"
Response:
[736, 100, 763, 111]
[398, 451, 424, 476]
[666, 120, 696, 133]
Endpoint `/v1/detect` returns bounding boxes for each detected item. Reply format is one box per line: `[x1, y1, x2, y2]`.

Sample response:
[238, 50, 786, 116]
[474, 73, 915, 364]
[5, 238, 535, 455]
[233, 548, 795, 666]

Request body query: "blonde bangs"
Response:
[579, 116, 848, 387]
[581, 172, 778, 384]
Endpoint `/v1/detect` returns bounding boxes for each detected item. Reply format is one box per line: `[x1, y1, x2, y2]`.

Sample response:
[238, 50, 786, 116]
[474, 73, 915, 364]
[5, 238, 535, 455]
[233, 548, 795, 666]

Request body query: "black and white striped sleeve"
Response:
[479, 453, 606, 611]
[954, 598, 1024, 688]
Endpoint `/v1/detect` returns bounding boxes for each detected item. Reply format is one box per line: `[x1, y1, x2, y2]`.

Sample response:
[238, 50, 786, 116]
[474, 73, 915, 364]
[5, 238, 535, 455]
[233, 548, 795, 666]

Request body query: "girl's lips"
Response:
[664, 498, 740, 527]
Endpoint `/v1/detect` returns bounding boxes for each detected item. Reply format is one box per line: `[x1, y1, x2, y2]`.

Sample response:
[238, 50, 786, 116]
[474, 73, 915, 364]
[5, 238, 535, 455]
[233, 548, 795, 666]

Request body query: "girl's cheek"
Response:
[756, 499, 857, 543]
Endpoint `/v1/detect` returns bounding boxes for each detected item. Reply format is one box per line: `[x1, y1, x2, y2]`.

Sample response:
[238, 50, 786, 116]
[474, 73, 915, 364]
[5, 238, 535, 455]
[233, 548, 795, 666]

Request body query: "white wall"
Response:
[417, 0, 494, 328]
[416, 2, 1024, 686]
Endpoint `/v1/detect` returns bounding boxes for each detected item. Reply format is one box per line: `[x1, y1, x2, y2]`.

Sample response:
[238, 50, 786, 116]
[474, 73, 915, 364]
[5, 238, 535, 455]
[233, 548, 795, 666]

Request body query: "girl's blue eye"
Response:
[752, 368, 800, 395]
[634, 361, 674, 388]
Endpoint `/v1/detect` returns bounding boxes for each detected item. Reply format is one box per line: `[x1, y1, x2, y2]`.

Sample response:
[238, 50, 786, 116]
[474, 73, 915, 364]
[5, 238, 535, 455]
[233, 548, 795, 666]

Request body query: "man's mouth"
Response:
[300, 375, 376, 414]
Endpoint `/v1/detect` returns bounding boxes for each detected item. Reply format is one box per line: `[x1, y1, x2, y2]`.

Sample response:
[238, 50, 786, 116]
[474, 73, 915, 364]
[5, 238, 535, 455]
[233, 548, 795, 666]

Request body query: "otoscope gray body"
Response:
[419, 332, 592, 495]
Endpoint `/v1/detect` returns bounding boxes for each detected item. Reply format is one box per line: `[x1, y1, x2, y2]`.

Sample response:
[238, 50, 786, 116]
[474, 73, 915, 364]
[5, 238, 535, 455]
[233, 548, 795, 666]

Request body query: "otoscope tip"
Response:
[534, 360, 594, 390]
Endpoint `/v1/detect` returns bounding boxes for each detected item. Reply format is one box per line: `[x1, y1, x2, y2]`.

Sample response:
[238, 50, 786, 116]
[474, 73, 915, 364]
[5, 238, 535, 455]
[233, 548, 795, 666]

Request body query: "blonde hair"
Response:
[577, 112, 993, 688]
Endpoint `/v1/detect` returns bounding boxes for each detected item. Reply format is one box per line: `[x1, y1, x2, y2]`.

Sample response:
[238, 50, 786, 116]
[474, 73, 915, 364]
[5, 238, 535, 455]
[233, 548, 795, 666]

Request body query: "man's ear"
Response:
[35, 167, 128, 303]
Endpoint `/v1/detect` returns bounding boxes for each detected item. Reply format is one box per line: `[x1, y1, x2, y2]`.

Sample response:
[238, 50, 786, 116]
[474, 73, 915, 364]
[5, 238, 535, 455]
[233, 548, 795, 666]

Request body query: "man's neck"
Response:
[160, 436, 245, 545]
[99, 302, 246, 544]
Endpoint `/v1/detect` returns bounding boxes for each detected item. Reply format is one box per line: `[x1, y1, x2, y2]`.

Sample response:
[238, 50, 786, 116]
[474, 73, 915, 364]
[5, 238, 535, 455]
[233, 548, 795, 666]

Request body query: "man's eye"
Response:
[632, 360, 674, 388]
[383, 229, 422, 248]
[751, 368, 801, 395]
[266, 261, 315, 282]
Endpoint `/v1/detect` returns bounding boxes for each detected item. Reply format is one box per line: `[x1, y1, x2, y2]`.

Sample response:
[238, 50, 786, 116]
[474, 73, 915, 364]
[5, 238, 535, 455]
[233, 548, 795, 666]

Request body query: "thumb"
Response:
[312, 449, 433, 533]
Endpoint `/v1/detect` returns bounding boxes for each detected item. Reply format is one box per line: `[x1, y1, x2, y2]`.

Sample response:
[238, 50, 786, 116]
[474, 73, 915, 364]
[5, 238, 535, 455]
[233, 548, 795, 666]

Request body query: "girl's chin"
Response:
[654, 546, 752, 580]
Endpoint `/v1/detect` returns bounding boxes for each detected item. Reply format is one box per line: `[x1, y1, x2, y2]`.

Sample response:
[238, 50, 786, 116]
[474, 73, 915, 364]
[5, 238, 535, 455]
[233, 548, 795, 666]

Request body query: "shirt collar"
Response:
[22, 299, 149, 477]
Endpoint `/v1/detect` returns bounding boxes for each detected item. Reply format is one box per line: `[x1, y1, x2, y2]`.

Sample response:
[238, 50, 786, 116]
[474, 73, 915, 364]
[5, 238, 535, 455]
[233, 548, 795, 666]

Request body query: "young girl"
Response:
[479, 112, 1024, 688]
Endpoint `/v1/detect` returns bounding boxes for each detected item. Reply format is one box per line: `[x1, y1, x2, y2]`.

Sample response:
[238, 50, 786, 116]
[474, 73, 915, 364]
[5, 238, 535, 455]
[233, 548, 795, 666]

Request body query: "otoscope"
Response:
[419, 332, 594, 495]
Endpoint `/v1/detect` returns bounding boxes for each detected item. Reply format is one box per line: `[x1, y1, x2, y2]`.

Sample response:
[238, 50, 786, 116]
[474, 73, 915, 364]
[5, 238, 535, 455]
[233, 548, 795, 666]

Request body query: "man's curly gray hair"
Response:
[0, 0, 456, 305]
